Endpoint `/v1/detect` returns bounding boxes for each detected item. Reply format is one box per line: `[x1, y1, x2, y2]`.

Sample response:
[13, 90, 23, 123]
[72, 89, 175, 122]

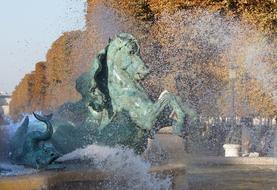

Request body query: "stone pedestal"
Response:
[143, 127, 188, 190]
[241, 127, 251, 155]
[223, 144, 240, 157]
[273, 126, 277, 158]
[240, 117, 252, 155]
[143, 127, 187, 165]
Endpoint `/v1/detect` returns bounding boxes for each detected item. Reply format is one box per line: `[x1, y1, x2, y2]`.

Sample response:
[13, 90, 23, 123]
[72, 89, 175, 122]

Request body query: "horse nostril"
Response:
[51, 153, 54, 157]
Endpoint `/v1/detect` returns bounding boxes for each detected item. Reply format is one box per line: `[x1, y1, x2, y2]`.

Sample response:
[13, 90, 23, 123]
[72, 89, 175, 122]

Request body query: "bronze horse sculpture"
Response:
[74, 33, 194, 133]
[11, 33, 195, 168]
[54, 33, 194, 152]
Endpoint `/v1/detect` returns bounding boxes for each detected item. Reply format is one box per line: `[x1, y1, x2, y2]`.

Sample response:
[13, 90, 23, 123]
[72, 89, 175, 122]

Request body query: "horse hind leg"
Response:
[149, 90, 184, 134]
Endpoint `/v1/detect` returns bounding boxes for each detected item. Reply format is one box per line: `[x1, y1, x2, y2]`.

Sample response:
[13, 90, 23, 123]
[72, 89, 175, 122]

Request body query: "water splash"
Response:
[147, 9, 276, 116]
[0, 116, 38, 175]
[1, 114, 172, 189]
[58, 144, 172, 190]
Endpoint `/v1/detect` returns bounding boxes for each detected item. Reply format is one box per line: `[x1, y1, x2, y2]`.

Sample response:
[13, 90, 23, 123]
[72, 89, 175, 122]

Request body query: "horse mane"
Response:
[93, 46, 114, 118]
[76, 34, 140, 118]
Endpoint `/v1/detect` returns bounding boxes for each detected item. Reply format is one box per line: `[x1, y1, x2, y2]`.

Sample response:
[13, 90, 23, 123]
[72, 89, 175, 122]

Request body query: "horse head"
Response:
[107, 33, 150, 81]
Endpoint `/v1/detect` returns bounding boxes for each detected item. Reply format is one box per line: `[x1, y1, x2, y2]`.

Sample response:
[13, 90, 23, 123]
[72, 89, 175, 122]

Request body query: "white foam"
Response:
[58, 144, 172, 190]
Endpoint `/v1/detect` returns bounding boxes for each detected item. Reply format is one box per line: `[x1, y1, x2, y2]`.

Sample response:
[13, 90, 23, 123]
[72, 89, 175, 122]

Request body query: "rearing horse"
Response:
[81, 33, 195, 135]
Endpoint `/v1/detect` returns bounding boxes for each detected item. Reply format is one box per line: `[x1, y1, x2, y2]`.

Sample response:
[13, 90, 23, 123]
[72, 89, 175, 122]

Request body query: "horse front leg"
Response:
[158, 91, 184, 134]
[144, 94, 170, 131]
[146, 90, 184, 135]
[145, 90, 195, 135]
[158, 90, 196, 135]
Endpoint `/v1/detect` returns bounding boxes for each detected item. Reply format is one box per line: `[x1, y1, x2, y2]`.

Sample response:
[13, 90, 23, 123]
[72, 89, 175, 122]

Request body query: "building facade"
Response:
[0, 92, 11, 125]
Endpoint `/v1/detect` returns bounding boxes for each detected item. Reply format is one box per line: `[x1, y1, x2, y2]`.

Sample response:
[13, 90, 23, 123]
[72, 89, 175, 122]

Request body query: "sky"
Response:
[0, 0, 86, 94]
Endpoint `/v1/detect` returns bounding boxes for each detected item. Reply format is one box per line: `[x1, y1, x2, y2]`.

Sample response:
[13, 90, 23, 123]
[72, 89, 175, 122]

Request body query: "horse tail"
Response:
[32, 112, 53, 141]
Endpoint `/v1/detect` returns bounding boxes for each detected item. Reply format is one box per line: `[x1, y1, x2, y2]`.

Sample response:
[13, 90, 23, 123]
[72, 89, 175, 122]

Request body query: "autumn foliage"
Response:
[10, 0, 277, 120]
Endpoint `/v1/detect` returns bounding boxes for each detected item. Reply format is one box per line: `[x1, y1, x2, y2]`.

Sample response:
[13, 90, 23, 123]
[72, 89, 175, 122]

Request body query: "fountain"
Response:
[1, 2, 277, 189]
[0, 33, 191, 190]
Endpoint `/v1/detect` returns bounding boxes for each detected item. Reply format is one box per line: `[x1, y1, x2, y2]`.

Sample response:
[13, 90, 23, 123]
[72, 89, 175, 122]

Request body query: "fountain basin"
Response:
[187, 155, 277, 189]
[188, 163, 277, 190]
[0, 127, 188, 190]
[189, 156, 277, 166]
[0, 164, 186, 190]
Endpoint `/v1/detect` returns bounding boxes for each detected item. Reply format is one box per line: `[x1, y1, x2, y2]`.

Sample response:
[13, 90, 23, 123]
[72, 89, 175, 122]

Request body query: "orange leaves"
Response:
[10, 32, 83, 119]
[9, 0, 277, 119]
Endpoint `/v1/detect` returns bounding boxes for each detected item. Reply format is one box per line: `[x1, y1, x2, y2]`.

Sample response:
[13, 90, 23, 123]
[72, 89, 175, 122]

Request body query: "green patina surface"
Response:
[11, 33, 195, 168]
[10, 113, 60, 169]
